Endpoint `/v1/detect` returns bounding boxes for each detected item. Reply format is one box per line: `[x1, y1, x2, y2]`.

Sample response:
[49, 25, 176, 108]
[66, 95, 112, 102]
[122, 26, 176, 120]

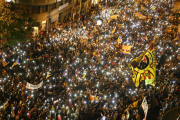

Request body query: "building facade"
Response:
[4, 0, 98, 34]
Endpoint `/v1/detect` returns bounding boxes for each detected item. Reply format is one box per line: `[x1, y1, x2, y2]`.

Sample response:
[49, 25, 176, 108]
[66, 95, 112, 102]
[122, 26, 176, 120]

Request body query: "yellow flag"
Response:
[93, 51, 97, 56]
[141, 5, 145, 10]
[111, 28, 116, 34]
[118, 24, 123, 28]
[132, 101, 138, 108]
[82, 74, 86, 79]
[128, 104, 133, 108]
[151, 6, 155, 10]
[73, 29, 76, 33]
[121, 45, 131, 55]
[129, 41, 156, 87]
[108, 19, 111, 23]
[110, 15, 117, 19]
[94, 97, 98, 100]
[172, 36, 179, 41]
[94, 27, 96, 31]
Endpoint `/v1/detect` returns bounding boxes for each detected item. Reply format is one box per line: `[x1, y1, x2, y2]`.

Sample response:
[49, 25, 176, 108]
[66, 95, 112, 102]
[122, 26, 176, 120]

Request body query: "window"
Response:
[65, 0, 68, 3]
[32, 6, 40, 14]
[42, 5, 48, 12]
[60, 0, 63, 6]
[51, 3, 56, 10]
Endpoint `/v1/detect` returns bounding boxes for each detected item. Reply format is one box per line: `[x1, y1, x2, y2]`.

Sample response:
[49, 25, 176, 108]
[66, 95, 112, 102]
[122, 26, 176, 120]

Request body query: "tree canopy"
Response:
[0, 1, 37, 46]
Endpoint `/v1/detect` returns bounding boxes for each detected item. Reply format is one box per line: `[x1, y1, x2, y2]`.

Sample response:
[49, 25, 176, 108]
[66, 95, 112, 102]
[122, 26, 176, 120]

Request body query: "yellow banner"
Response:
[121, 45, 131, 54]
[118, 24, 123, 28]
[129, 42, 156, 87]
[134, 12, 146, 19]
[110, 15, 117, 20]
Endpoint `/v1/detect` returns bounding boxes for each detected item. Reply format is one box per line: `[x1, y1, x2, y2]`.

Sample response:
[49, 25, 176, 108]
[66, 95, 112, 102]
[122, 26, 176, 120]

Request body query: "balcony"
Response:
[74, 0, 87, 7]
[18, 0, 57, 5]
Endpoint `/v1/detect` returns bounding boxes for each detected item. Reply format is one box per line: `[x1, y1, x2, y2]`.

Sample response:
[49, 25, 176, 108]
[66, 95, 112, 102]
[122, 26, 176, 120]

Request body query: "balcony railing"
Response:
[74, 0, 87, 7]
[18, 0, 57, 5]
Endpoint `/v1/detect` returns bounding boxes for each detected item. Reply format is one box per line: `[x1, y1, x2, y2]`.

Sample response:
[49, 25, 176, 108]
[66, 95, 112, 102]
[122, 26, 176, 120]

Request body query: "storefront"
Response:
[42, 20, 46, 29]
[33, 27, 39, 36]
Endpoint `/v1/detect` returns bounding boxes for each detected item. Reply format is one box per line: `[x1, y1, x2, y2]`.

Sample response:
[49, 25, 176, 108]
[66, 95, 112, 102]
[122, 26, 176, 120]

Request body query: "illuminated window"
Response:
[5, 0, 15, 2]
[42, 20, 46, 24]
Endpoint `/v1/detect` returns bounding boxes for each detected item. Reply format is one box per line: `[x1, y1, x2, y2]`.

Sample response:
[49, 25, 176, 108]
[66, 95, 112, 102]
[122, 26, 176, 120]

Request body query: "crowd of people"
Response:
[0, 0, 180, 120]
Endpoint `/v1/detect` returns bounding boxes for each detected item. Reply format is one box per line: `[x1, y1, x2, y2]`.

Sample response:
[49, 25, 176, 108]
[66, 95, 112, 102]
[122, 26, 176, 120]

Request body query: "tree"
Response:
[0, 1, 37, 46]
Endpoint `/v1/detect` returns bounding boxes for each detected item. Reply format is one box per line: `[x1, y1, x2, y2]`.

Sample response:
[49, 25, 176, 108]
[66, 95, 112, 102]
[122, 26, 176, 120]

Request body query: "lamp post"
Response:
[48, 5, 51, 35]
[79, 0, 82, 22]
[76, 0, 82, 39]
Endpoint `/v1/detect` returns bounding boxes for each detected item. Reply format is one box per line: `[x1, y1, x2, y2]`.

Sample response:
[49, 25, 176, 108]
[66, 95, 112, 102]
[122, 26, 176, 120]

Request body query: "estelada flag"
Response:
[3, 59, 8, 67]
[12, 58, 19, 67]
[129, 41, 156, 87]
[46, 71, 51, 79]
[117, 36, 122, 44]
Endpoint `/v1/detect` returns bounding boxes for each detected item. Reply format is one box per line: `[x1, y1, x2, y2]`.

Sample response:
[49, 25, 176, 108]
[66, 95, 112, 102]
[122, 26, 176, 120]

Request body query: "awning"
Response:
[51, 14, 59, 23]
